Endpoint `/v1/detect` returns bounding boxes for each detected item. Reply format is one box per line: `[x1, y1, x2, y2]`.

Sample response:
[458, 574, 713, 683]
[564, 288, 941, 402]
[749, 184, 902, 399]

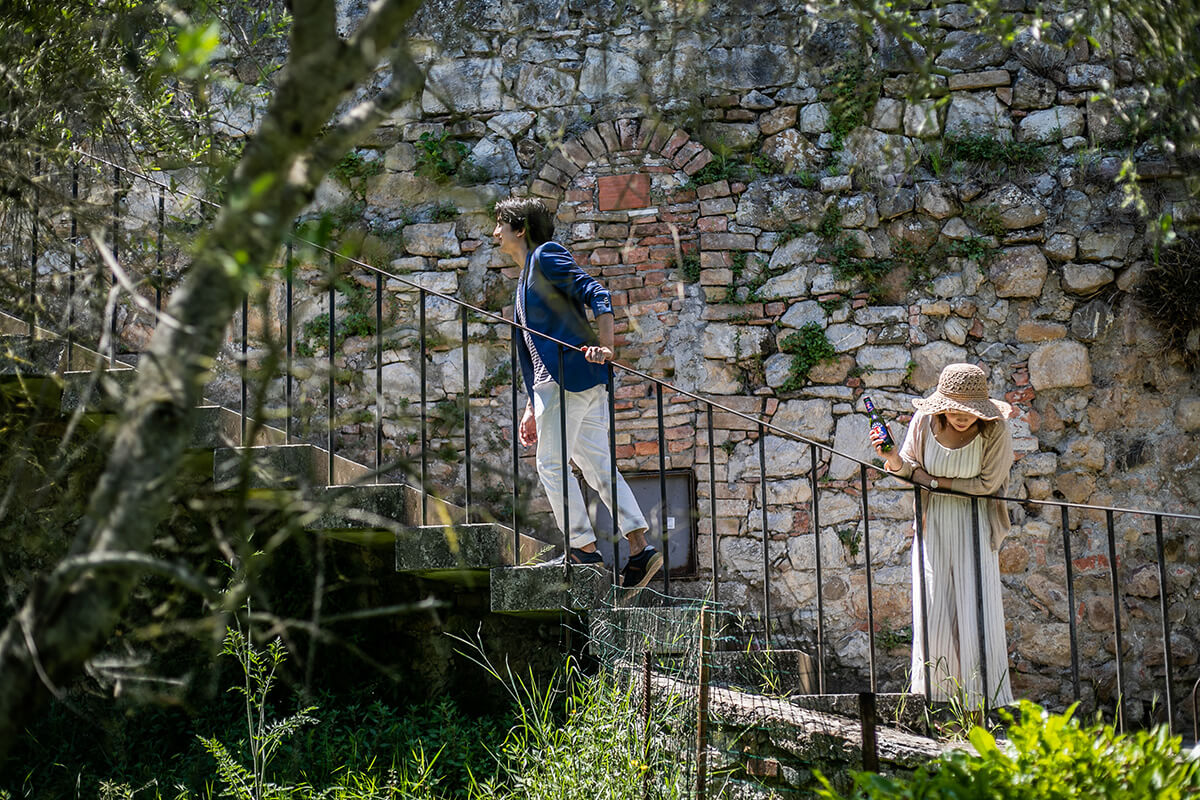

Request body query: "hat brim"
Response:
[912, 392, 1004, 421]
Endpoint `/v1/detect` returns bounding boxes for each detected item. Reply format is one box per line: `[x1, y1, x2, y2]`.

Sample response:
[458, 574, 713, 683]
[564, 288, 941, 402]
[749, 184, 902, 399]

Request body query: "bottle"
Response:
[863, 396, 895, 452]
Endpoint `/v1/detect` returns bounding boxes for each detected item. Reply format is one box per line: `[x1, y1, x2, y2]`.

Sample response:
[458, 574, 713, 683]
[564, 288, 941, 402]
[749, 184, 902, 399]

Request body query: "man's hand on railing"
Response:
[519, 401, 538, 448]
[581, 344, 613, 364]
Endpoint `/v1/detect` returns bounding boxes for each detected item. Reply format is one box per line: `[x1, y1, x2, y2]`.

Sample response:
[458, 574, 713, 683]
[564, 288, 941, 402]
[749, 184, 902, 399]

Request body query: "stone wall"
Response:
[202, 0, 1200, 728]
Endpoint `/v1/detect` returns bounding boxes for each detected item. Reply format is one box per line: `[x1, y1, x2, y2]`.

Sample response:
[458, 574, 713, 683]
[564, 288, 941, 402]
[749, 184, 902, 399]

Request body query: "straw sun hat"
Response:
[912, 363, 1007, 421]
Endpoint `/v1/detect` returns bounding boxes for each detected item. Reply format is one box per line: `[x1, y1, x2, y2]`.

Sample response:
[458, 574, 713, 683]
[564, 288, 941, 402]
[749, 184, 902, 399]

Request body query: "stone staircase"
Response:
[2, 320, 937, 735]
[0, 319, 621, 615]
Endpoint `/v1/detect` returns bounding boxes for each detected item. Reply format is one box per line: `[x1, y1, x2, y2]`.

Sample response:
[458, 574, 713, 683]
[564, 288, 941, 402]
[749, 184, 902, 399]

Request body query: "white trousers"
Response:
[532, 382, 648, 549]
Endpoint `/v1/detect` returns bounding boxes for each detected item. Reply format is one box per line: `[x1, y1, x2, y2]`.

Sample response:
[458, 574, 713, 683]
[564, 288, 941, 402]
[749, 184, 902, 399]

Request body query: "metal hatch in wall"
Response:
[581, 469, 696, 577]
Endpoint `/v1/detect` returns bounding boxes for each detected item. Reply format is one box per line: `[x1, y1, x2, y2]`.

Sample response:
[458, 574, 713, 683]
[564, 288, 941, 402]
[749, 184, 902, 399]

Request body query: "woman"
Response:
[870, 363, 1015, 710]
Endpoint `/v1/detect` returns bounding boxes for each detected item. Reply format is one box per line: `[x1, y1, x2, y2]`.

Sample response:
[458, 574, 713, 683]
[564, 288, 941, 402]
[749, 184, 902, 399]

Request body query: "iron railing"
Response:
[4, 151, 1199, 736]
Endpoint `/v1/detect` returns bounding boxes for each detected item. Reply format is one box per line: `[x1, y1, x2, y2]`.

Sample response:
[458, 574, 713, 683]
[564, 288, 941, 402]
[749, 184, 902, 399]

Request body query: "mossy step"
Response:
[488, 561, 617, 616]
[0, 336, 67, 375]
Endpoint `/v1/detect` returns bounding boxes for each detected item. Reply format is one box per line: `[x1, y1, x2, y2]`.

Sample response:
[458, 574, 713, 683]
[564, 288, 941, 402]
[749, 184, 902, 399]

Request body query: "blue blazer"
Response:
[516, 241, 613, 397]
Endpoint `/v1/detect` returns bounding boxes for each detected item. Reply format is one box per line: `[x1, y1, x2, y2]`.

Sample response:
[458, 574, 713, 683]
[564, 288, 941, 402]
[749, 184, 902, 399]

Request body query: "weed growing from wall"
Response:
[416, 131, 485, 184]
[823, 57, 881, 150]
[1137, 233, 1200, 365]
[778, 322, 837, 391]
[330, 150, 383, 184]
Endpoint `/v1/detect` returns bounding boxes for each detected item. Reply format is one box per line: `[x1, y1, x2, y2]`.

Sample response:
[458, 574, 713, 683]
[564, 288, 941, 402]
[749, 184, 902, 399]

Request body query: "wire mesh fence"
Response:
[553, 581, 950, 799]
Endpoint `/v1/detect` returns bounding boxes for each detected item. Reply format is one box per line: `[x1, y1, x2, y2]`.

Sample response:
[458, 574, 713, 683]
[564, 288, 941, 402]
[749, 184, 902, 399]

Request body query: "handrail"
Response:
[12, 146, 1199, 734]
[53, 149, 1200, 523]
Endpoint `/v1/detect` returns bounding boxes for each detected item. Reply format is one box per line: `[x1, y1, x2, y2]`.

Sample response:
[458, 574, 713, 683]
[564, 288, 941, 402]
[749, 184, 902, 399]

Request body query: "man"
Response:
[492, 196, 662, 590]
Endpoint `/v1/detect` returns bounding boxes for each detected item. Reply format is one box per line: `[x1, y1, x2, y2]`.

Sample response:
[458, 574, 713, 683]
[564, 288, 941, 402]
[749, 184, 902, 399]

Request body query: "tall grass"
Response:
[454, 634, 691, 800]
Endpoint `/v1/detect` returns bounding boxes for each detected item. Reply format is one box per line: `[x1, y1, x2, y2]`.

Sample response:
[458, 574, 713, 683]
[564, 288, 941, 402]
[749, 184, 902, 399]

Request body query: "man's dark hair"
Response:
[495, 196, 553, 246]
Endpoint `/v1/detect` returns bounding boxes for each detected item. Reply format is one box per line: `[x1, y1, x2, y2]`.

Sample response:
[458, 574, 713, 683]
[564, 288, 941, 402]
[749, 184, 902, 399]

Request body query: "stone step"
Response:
[213, 444, 372, 490]
[489, 562, 616, 616]
[0, 335, 67, 375]
[59, 368, 140, 413]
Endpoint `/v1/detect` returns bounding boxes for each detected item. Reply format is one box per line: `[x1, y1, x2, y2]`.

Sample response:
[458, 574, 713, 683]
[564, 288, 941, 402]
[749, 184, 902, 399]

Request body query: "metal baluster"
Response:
[1154, 514, 1175, 734]
[29, 157, 39, 338]
[607, 363, 620, 584]
[810, 443, 825, 693]
[758, 424, 771, 647]
[462, 306, 472, 522]
[285, 242, 293, 444]
[707, 405, 718, 603]
[420, 289, 428, 525]
[109, 165, 119, 363]
[1062, 504, 1081, 702]
[861, 465, 876, 692]
[971, 496, 988, 717]
[67, 163, 78, 364]
[375, 272, 383, 483]
[241, 292, 248, 444]
[327, 256, 335, 486]
[914, 486, 931, 715]
[1107, 509, 1126, 731]
[558, 345, 570, 578]
[657, 382, 669, 595]
[155, 184, 164, 319]
[510, 334, 520, 560]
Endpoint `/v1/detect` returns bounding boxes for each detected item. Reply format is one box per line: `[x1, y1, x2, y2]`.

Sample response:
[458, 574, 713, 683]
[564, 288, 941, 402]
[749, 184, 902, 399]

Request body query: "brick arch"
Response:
[528, 118, 714, 206]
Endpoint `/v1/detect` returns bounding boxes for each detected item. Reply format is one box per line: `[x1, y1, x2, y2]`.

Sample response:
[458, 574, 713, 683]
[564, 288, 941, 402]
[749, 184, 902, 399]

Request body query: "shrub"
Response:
[816, 700, 1200, 800]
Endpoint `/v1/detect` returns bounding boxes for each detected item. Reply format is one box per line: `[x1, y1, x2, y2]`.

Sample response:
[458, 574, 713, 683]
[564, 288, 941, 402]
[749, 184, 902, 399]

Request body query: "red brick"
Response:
[700, 232, 756, 250]
[643, 271, 669, 286]
[765, 301, 786, 316]
[634, 441, 660, 456]
[696, 181, 730, 201]
[700, 251, 732, 268]
[647, 121, 674, 152]
[598, 173, 651, 211]
[608, 276, 643, 290]
[628, 287, 662, 302]
[639, 235, 676, 246]
[589, 248, 620, 266]
[601, 265, 636, 276]
[597, 121, 620, 152]
[683, 150, 714, 175]
[668, 440, 693, 453]
[562, 139, 592, 169]
[610, 291, 628, 306]
[661, 129, 689, 158]
[531, 179, 558, 197]
[597, 223, 629, 238]
[673, 140, 705, 168]
[698, 216, 728, 232]
[661, 211, 694, 223]
[632, 222, 669, 236]
[581, 128, 607, 159]
[615, 444, 635, 459]
[616, 118, 638, 150]
[622, 245, 650, 263]
[666, 188, 697, 204]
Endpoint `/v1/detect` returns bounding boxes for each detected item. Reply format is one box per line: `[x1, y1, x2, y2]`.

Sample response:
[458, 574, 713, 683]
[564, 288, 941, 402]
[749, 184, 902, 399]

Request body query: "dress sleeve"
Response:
[537, 243, 613, 317]
[951, 419, 1014, 496]
[887, 411, 923, 479]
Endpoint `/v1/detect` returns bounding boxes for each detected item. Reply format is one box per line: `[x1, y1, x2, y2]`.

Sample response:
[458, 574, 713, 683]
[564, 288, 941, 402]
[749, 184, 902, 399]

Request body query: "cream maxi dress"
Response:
[909, 423, 1014, 709]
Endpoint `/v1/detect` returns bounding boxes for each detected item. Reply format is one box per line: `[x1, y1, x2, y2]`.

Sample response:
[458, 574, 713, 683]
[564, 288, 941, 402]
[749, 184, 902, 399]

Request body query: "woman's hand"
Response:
[912, 467, 949, 491]
[869, 427, 903, 472]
